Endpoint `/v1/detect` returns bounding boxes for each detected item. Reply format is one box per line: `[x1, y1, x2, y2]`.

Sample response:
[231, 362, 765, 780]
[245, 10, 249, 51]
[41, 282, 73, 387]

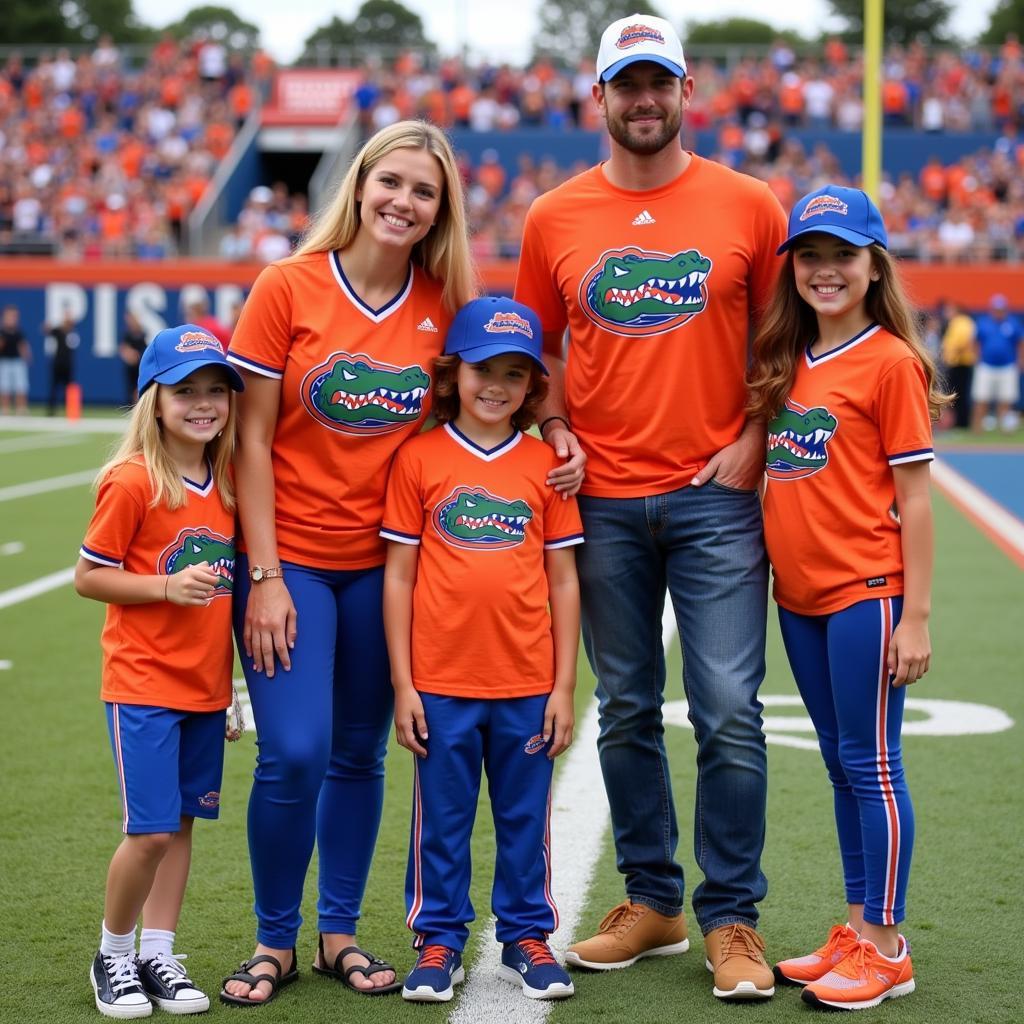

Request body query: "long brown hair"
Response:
[97, 378, 237, 511]
[431, 354, 549, 433]
[295, 120, 477, 313]
[747, 245, 952, 422]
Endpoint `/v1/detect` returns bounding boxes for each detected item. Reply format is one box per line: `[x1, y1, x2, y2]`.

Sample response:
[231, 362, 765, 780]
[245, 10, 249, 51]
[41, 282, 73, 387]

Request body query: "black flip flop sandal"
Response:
[312, 936, 402, 996]
[219, 949, 298, 1007]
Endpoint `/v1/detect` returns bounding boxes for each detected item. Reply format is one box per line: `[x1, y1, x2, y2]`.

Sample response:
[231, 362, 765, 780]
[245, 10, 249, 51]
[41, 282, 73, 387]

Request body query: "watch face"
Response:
[251, 567, 264, 581]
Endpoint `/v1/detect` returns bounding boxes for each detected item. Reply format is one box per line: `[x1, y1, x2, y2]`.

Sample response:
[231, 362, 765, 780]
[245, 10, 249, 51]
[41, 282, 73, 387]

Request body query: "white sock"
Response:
[139, 928, 176, 962]
[100, 921, 136, 958]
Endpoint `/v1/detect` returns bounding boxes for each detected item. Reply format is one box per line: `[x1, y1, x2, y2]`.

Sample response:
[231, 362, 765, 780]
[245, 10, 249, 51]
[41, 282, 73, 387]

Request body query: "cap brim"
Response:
[456, 342, 549, 376]
[150, 357, 245, 391]
[600, 54, 685, 82]
[777, 225, 882, 254]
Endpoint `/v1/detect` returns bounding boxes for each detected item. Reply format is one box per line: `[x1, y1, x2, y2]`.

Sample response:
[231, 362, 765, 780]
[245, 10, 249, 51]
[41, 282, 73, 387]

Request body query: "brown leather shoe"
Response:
[704, 923, 775, 999]
[565, 900, 688, 970]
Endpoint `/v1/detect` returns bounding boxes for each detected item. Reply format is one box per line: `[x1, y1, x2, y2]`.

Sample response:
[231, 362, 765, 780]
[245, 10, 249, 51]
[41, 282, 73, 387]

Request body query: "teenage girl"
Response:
[76, 325, 243, 1018]
[747, 185, 951, 1012]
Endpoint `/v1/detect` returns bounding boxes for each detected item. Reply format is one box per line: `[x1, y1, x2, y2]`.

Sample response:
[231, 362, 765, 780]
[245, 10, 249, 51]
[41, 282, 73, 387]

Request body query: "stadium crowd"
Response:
[0, 35, 273, 260]
[4, 34, 1024, 262]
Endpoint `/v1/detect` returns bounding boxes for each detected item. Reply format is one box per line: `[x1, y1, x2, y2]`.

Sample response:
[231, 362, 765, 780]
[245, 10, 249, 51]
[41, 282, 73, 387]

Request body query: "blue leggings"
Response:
[778, 596, 914, 926]
[234, 556, 393, 948]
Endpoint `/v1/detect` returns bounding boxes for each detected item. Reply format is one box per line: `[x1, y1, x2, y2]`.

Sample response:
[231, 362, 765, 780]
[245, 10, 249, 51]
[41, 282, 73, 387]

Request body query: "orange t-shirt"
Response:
[762, 325, 935, 616]
[381, 424, 583, 699]
[228, 252, 452, 569]
[80, 458, 235, 712]
[514, 157, 786, 497]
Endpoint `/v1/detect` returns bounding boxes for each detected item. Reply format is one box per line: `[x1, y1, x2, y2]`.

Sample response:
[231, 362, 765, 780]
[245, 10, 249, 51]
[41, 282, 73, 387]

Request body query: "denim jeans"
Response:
[576, 481, 769, 933]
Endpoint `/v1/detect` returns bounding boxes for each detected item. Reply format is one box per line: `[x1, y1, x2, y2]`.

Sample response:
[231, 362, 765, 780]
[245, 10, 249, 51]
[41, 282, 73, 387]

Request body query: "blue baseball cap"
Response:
[778, 185, 889, 254]
[138, 323, 244, 395]
[444, 297, 549, 375]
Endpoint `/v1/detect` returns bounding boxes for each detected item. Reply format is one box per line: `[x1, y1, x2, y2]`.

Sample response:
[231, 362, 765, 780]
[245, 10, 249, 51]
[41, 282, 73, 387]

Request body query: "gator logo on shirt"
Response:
[766, 399, 838, 481]
[302, 352, 429, 435]
[432, 486, 534, 551]
[160, 529, 235, 595]
[579, 248, 712, 337]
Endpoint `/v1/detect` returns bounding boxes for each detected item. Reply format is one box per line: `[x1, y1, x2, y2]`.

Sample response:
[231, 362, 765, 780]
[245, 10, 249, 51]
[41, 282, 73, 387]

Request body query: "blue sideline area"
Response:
[938, 450, 1024, 520]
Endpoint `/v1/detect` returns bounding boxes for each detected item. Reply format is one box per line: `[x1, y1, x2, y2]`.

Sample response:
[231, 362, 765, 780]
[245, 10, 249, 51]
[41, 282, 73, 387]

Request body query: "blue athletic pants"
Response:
[405, 693, 557, 951]
[778, 596, 914, 926]
[234, 556, 393, 947]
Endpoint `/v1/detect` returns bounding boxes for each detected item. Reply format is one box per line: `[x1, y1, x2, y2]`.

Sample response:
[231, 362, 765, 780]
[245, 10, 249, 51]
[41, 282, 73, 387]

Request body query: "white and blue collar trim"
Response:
[329, 251, 412, 323]
[806, 322, 881, 368]
[183, 460, 214, 497]
[444, 422, 522, 461]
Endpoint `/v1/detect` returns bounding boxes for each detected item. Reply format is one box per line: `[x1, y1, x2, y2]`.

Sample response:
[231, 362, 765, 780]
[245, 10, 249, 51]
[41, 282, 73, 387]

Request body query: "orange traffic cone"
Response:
[66, 382, 82, 421]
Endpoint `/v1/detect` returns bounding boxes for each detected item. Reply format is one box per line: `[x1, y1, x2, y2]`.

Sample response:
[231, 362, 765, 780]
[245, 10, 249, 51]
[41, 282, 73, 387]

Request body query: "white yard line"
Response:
[0, 567, 76, 610]
[450, 601, 676, 1022]
[0, 433, 88, 454]
[0, 469, 98, 502]
[0, 414, 127, 433]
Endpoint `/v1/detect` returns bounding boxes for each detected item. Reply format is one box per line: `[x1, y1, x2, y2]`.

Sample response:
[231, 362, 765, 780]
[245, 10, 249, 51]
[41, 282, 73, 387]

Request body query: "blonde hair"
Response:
[98, 380, 237, 511]
[295, 120, 477, 313]
[747, 245, 952, 422]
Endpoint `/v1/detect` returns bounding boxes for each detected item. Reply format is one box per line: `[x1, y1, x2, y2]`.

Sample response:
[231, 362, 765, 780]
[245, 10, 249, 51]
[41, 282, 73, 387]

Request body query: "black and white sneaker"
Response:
[138, 953, 210, 1015]
[90, 950, 152, 1019]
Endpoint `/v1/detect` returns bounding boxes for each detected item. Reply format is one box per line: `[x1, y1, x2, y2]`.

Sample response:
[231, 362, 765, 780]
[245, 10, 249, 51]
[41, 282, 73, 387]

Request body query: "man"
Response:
[44, 308, 80, 416]
[971, 293, 1023, 433]
[0, 304, 32, 415]
[514, 14, 786, 1000]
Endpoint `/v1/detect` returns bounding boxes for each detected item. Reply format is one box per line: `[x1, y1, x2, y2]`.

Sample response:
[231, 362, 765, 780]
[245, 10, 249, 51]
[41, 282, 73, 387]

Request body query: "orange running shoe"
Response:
[802, 937, 914, 1010]
[774, 924, 860, 985]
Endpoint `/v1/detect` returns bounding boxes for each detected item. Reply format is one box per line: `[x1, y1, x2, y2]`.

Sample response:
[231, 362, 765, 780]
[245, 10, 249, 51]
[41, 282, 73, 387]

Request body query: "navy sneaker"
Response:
[138, 952, 210, 1014]
[90, 950, 152, 1019]
[497, 939, 574, 1000]
[401, 945, 464, 1002]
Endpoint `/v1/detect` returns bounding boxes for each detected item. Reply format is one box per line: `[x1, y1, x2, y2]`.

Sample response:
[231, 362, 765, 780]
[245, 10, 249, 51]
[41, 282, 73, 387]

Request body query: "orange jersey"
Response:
[80, 458, 235, 712]
[762, 325, 935, 616]
[229, 252, 451, 569]
[515, 157, 786, 497]
[381, 424, 584, 699]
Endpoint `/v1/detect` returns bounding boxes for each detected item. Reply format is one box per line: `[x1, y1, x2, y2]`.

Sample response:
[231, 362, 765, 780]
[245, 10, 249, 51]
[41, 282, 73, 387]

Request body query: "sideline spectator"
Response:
[119, 309, 147, 404]
[184, 296, 231, 351]
[44, 307, 80, 415]
[0, 304, 32, 415]
[939, 300, 977, 429]
[971, 293, 1024, 432]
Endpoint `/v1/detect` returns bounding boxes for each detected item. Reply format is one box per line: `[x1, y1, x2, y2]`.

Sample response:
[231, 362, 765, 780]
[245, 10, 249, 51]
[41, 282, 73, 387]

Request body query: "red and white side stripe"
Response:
[406, 758, 426, 945]
[542, 784, 559, 933]
[874, 598, 901, 926]
[111, 704, 131, 833]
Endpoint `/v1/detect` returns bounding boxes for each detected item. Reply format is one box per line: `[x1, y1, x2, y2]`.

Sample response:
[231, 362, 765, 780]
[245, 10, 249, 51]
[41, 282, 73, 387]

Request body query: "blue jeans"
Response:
[576, 481, 769, 933]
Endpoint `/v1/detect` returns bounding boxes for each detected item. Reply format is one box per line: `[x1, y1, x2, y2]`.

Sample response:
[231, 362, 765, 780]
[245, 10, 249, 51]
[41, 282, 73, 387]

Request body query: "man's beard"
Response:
[606, 107, 682, 156]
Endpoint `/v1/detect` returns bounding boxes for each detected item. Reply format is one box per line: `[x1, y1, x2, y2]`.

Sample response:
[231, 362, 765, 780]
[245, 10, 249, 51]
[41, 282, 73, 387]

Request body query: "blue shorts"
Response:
[105, 703, 226, 834]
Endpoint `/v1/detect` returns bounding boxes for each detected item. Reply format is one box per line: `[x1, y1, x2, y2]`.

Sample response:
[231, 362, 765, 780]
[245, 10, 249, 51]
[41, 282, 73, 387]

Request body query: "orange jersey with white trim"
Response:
[228, 251, 451, 569]
[80, 457, 235, 712]
[762, 325, 935, 615]
[381, 424, 584, 698]
[514, 156, 786, 497]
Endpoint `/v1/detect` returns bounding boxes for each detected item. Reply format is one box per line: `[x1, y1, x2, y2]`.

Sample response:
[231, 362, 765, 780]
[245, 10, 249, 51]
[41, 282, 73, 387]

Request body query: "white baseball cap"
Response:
[596, 14, 687, 82]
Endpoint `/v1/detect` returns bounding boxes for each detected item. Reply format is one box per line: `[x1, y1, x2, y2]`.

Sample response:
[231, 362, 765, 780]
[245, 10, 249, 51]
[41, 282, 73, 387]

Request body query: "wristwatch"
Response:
[248, 565, 283, 583]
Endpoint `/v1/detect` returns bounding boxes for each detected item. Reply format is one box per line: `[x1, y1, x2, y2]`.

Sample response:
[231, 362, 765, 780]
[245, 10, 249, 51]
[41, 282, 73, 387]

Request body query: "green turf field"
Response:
[1, 423, 1021, 1023]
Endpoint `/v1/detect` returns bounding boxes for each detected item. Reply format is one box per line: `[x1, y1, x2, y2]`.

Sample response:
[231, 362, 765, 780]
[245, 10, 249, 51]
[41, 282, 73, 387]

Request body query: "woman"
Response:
[220, 121, 477, 1006]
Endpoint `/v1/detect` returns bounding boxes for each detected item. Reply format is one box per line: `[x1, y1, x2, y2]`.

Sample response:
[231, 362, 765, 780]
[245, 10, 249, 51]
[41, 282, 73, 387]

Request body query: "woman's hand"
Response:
[888, 616, 931, 687]
[243, 578, 297, 678]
